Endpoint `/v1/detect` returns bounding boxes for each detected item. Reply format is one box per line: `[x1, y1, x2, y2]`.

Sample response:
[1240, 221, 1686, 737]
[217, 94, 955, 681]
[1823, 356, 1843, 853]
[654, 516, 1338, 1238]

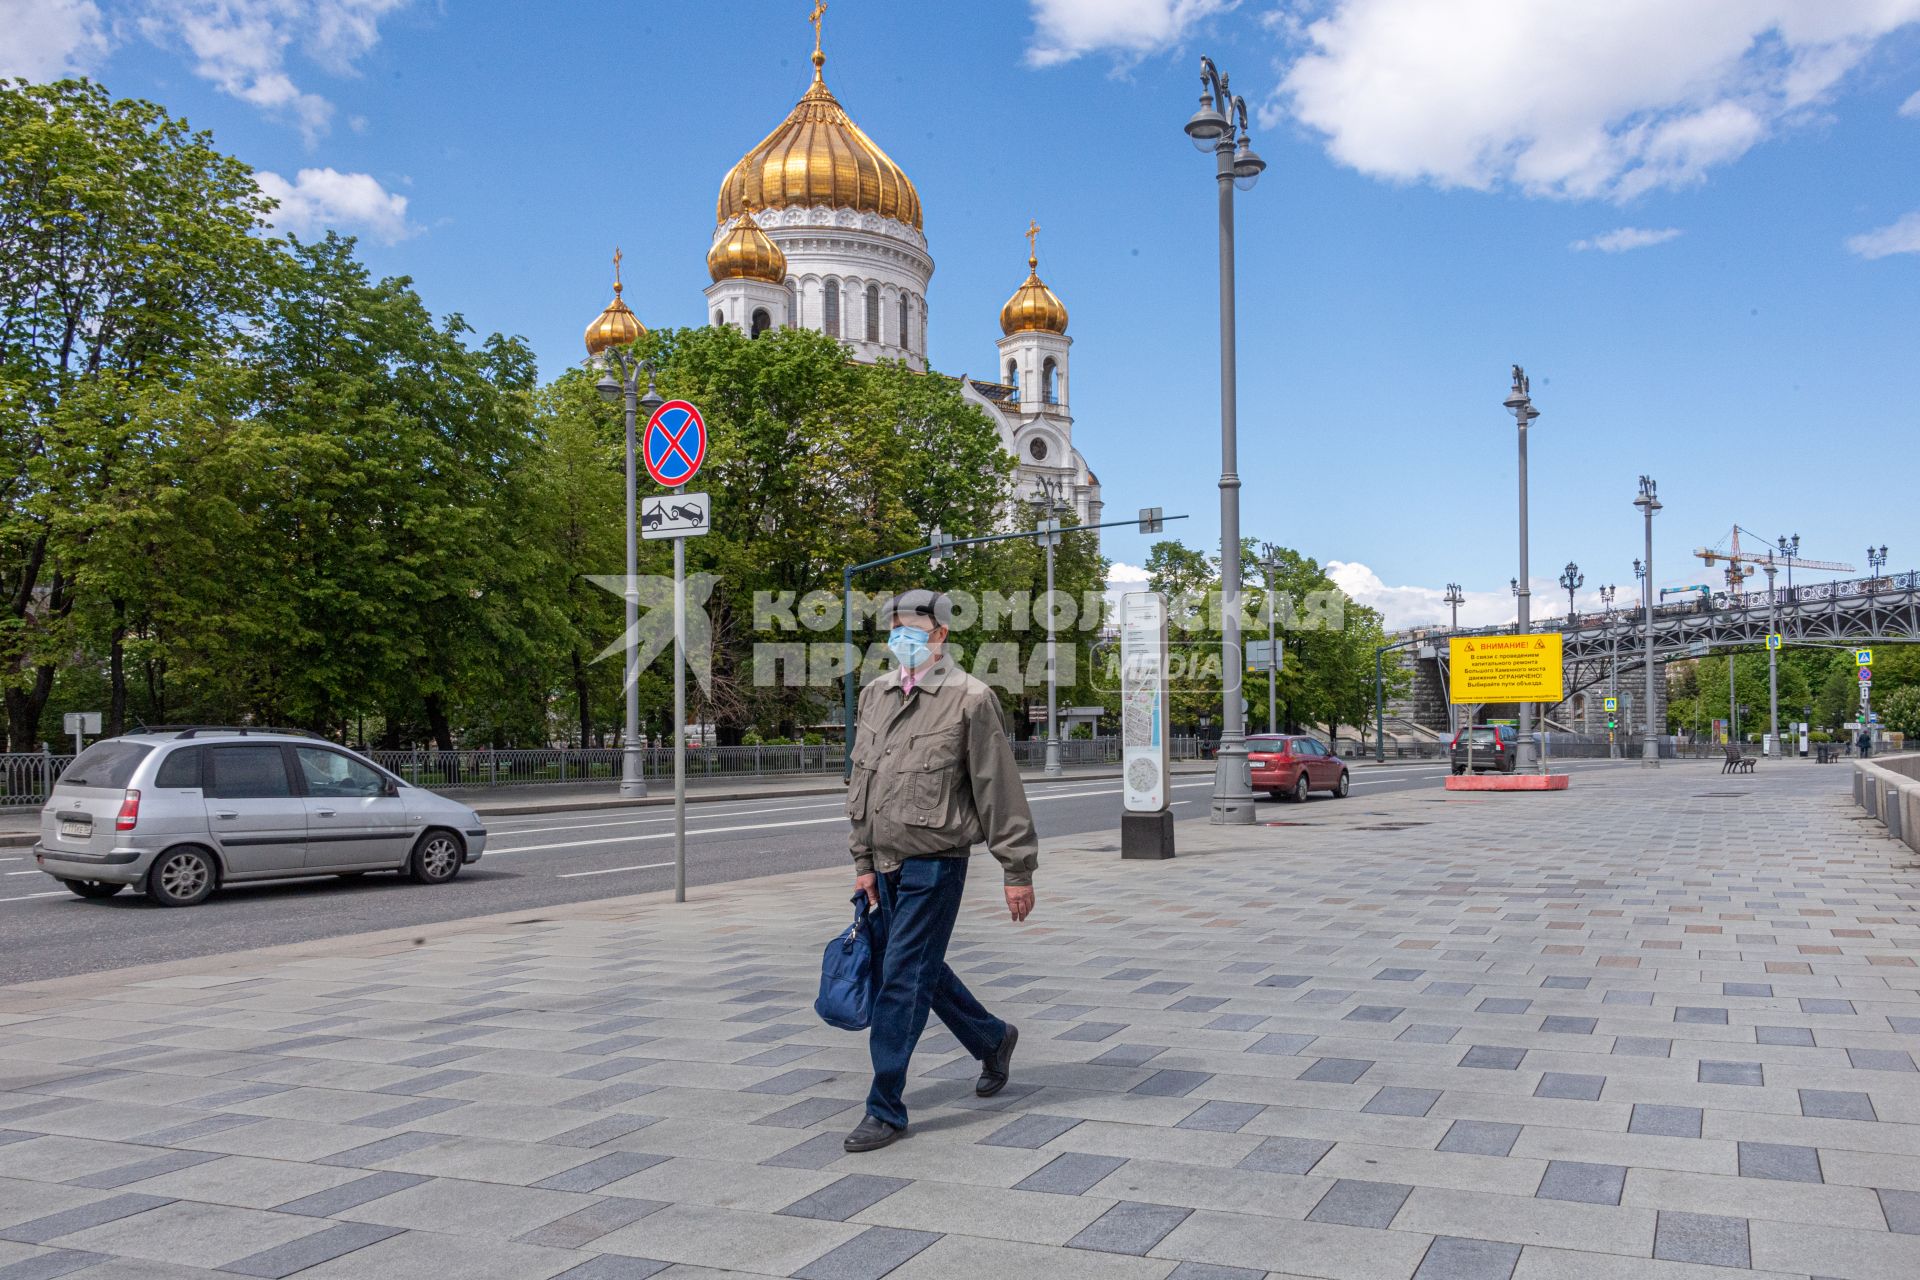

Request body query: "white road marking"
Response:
[0, 891, 65, 903]
[5, 869, 45, 876]
[557, 861, 677, 879]
[493, 814, 850, 854]
[487, 799, 846, 837]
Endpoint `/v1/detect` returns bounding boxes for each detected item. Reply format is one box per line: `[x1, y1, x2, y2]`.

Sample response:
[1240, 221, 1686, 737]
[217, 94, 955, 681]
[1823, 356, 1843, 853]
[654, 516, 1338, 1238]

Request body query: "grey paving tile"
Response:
[980, 1114, 1081, 1149]
[549, 1116, 662, 1147]
[779, 1174, 910, 1222]
[1800, 998, 1855, 1015]
[1298, 1057, 1373, 1084]
[743, 1069, 837, 1096]
[1539, 976, 1587, 990]
[1245, 1032, 1315, 1056]
[1723, 982, 1772, 997]
[753, 1098, 860, 1130]
[1628, 1104, 1701, 1138]
[1539, 1016, 1596, 1034]
[347, 1098, 468, 1129]
[792, 1225, 940, 1280]
[314, 1132, 447, 1168]
[272, 1171, 428, 1217]
[69, 1150, 221, 1190]
[1344, 1006, 1404, 1023]
[1460, 1045, 1525, 1070]
[1168, 997, 1226, 1014]
[1698, 1060, 1763, 1086]
[515, 1197, 667, 1249]
[1308, 1179, 1412, 1228]
[1054, 1022, 1126, 1043]
[1738, 1141, 1822, 1183]
[1477, 999, 1531, 1015]
[1014, 1152, 1128, 1195]
[1535, 1160, 1625, 1205]
[1654, 1210, 1750, 1267]
[1611, 1036, 1671, 1058]
[1412, 1235, 1522, 1279]
[1132, 1070, 1210, 1098]
[1846, 1048, 1916, 1072]
[761, 1133, 850, 1170]
[1398, 1025, 1460, 1044]
[1756, 1025, 1816, 1047]
[1363, 1087, 1441, 1118]
[1437, 1121, 1521, 1157]
[370, 1067, 476, 1095]
[1164, 1266, 1265, 1280]
[1257, 974, 1311, 988]
[1601, 991, 1654, 1006]
[1800, 1089, 1876, 1121]
[1376, 968, 1425, 982]
[129, 1114, 259, 1146]
[0, 1195, 172, 1246]
[1534, 1073, 1604, 1101]
[550, 1256, 670, 1280]
[1175, 1101, 1264, 1133]
[1674, 1007, 1728, 1025]
[533, 1152, 668, 1192]
[1879, 1187, 1920, 1235]
[0, 1250, 109, 1280]
[1066, 1200, 1192, 1254]
[1203, 1014, 1264, 1032]
[1237, 1137, 1332, 1175]
[220, 1222, 400, 1278]
[564, 1058, 655, 1082]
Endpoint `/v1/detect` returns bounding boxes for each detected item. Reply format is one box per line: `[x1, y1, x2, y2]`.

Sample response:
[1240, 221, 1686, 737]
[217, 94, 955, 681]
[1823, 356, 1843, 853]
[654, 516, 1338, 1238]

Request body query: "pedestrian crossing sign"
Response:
[1856, 649, 1873, 666]
[1603, 696, 1618, 712]
[1765, 634, 1782, 650]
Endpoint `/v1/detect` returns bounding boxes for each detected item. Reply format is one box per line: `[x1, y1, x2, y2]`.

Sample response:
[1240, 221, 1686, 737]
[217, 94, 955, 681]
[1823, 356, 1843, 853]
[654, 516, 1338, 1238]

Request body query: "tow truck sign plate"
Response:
[641, 492, 710, 539]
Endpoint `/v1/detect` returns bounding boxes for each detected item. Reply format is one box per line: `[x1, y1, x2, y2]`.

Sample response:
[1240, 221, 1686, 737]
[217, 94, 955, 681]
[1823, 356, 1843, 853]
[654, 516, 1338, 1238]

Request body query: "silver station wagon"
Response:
[34, 728, 488, 907]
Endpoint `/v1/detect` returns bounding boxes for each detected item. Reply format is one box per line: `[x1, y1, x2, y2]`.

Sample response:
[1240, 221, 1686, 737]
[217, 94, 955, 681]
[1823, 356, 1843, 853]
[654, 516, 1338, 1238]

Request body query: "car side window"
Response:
[155, 747, 204, 789]
[206, 746, 294, 800]
[294, 748, 383, 799]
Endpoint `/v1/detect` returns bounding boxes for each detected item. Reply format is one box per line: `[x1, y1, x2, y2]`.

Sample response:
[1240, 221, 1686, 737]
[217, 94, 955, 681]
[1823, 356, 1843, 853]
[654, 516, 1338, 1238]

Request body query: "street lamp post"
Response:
[1261, 544, 1282, 735]
[1633, 476, 1662, 766]
[1505, 367, 1541, 773]
[1185, 55, 1266, 825]
[1763, 554, 1780, 756]
[585, 250, 655, 800]
[1560, 562, 1584, 621]
[1443, 582, 1464, 736]
[1599, 584, 1619, 755]
[1868, 544, 1888, 594]
[1777, 533, 1800, 600]
[1035, 477, 1070, 777]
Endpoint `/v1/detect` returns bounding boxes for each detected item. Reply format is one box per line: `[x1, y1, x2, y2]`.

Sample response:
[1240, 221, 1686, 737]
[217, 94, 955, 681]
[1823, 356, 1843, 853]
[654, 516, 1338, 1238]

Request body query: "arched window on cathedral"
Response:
[750, 308, 771, 338]
[823, 279, 841, 337]
[1042, 358, 1058, 404]
[1006, 359, 1019, 394]
[713, 309, 725, 327]
[899, 294, 910, 349]
[785, 281, 797, 328]
[865, 284, 880, 342]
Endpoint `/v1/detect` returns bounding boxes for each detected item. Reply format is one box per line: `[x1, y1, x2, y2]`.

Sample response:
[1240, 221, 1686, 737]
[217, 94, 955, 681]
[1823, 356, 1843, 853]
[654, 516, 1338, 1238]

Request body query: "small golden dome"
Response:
[999, 234, 1068, 336]
[716, 50, 922, 231]
[584, 249, 645, 357]
[707, 211, 788, 284]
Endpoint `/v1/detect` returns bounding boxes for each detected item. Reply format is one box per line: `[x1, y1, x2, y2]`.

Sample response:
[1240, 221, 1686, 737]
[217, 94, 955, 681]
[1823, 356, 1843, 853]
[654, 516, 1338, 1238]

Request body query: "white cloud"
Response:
[1570, 226, 1683, 253]
[256, 167, 413, 244]
[1271, 0, 1920, 200]
[136, 0, 410, 143]
[1103, 560, 1152, 614]
[1026, 0, 1235, 68]
[1846, 210, 1920, 259]
[0, 0, 110, 80]
[1901, 89, 1920, 117]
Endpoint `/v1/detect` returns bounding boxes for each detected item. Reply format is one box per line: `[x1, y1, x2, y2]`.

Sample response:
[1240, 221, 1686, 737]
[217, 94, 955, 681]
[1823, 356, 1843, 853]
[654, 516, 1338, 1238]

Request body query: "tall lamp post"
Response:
[1505, 367, 1541, 772]
[1599, 584, 1619, 754]
[1762, 552, 1781, 756]
[1633, 476, 1662, 766]
[586, 250, 655, 799]
[1443, 583, 1464, 736]
[1260, 544, 1282, 735]
[1777, 533, 1800, 600]
[1559, 562, 1584, 621]
[1868, 544, 1888, 593]
[1184, 55, 1266, 824]
[1035, 477, 1070, 777]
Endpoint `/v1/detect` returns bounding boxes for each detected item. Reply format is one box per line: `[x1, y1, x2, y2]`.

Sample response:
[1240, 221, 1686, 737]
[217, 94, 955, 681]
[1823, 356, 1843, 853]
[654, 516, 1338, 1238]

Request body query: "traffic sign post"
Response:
[642, 399, 710, 904]
[1857, 649, 1873, 667]
[62, 711, 102, 756]
[1765, 633, 1782, 650]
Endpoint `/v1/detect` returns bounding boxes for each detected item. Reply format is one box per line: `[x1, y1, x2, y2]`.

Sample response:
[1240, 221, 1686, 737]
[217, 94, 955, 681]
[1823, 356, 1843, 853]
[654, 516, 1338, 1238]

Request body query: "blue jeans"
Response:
[866, 855, 1006, 1129]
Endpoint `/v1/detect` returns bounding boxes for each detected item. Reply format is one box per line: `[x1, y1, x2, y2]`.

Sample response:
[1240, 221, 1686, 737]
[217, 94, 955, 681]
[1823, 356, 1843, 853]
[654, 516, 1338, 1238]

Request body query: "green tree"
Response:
[1879, 685, 1920, 738]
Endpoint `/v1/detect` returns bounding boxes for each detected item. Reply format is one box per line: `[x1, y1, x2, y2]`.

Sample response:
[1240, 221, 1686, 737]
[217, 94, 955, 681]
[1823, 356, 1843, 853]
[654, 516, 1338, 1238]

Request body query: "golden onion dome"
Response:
[716, 48, 922, 231]
[707, 211, 788, 283]
[584, 249, 644, 356]
[999, 244, 1069, 337]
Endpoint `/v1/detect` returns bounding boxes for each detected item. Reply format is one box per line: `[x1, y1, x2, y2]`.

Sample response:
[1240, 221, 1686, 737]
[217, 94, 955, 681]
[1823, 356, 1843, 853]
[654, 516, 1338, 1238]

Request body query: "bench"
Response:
[1722, 742, 1756, 774]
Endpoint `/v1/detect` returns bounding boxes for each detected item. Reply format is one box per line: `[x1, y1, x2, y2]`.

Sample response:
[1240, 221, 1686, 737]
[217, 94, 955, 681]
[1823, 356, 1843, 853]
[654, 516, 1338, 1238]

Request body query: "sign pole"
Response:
[673, 503, 687, 904]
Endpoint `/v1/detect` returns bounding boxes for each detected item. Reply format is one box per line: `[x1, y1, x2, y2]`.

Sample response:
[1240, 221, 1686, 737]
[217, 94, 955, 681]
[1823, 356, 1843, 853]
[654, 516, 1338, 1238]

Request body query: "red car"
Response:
[1247, 735, 1350, 802]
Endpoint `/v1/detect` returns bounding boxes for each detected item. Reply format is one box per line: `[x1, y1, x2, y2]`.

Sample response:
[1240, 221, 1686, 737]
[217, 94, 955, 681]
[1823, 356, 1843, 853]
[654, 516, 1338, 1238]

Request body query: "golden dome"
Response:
[716, 49, 922, 231]
[999, 228, 1068, 336]
[584, 248, 645, 356]
[707, 211, 788, 284]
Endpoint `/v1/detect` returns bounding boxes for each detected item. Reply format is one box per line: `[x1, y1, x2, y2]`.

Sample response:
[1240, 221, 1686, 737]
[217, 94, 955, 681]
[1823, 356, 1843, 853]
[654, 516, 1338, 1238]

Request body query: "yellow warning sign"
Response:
[1449, 633, 1564, 704]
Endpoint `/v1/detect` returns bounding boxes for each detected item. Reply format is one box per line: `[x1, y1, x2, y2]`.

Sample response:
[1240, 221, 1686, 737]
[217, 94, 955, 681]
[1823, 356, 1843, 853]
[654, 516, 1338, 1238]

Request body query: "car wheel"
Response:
[61, 878, 124, 900]
[1292, 773, 1310, 803]
[1451, 764, 1466, 775]
[148, 847, 216, 907]
[1266, 790, 1286, 800]
[408, 830, 464, 885]
[1334, 771, 1350, 798]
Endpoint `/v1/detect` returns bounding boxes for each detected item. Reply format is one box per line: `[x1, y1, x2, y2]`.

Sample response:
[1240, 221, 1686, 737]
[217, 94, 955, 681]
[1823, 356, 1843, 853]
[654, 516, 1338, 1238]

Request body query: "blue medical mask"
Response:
[888, 625, 932, 670]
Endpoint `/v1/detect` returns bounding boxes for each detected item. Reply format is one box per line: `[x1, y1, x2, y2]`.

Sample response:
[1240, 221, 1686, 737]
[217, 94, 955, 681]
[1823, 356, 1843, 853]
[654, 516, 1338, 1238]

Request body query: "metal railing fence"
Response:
[1, 752, 73, 808]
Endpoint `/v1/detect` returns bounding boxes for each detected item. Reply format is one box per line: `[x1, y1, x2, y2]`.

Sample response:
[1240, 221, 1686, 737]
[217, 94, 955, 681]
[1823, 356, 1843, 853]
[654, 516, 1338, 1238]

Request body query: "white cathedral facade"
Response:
[696, 35, 1102, 530]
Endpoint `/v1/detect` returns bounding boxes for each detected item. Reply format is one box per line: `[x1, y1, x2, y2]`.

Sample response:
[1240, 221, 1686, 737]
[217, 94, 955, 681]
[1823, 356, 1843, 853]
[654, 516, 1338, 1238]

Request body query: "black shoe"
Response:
[976, 1024, 1019, 1097]
[843, 1115, 905, 1152]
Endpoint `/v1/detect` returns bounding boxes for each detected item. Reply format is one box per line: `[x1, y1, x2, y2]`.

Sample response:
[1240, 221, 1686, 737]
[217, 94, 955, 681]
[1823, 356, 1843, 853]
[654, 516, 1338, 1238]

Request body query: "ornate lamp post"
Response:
[1633, 476, 1662, 766]
[1777, 533, 1800, 599]
[1868, 544, 1888, 594]
[1442, 582, 1465, 736]
[1559, 561, 1584, 621]
[1034, 476, 1070, 777]
[1184, 55, 1266, 824]
[1505, 367, 1541, 772]
[586, 249, 658, 799]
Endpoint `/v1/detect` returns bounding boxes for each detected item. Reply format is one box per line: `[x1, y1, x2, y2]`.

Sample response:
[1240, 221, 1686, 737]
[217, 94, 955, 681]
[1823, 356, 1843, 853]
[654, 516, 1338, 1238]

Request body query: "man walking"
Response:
[841, 589, 1037, 1153]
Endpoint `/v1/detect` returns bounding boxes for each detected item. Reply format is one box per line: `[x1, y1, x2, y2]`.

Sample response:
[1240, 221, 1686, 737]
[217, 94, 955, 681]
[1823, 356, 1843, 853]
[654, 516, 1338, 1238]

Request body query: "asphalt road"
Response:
[0, 759, 1642, 983]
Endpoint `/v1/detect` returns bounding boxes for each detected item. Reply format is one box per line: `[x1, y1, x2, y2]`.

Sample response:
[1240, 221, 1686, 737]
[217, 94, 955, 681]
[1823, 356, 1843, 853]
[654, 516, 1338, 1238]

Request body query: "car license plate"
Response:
[60, 820, 91, 839]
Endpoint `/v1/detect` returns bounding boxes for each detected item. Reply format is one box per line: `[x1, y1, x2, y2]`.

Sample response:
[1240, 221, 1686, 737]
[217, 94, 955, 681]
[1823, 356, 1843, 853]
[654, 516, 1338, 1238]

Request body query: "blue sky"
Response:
[10, 0, 1919, 628]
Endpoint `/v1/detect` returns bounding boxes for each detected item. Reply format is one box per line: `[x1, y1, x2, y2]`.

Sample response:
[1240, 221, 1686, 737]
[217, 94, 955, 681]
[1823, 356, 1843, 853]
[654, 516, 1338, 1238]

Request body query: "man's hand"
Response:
[856, 872, 878, 908]
[1004, 885, 1034, 923]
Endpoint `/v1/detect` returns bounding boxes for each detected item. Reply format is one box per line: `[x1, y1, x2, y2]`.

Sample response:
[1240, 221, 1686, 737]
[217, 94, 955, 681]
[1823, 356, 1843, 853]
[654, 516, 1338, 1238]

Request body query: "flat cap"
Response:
[880, 588, 952, 627]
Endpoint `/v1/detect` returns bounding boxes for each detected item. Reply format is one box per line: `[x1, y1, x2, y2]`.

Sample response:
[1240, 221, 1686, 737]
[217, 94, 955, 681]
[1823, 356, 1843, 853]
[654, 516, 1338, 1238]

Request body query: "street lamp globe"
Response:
[1232, 141, 1266, 189]
[1185, 99, 1228, 150]
[595, 372, 622, 404]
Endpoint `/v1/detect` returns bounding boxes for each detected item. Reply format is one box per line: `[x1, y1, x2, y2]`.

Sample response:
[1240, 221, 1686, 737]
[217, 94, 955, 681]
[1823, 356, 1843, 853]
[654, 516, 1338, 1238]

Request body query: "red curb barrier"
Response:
[1444, 774, 1571, 791]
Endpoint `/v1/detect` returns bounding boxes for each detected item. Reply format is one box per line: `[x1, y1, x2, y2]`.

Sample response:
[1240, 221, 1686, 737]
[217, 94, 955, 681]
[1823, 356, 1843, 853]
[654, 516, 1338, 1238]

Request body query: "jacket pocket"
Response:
[907, 727, 964, 821]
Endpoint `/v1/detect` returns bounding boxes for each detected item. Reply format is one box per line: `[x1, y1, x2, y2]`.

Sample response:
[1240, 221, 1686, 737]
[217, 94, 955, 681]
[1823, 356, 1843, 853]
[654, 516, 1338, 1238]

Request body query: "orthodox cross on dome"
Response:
[612, 246, 624, 294]
[1025, 219, 1040, 268]
[809, 1, 827, 74]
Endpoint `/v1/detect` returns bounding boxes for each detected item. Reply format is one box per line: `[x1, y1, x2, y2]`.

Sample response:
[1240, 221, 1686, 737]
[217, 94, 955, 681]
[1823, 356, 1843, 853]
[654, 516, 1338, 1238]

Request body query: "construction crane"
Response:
[1693, 525, 1853, 593]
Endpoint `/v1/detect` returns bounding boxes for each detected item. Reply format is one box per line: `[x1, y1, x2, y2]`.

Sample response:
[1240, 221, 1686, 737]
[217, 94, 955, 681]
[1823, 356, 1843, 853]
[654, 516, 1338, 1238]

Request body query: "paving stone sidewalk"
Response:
[0, 762, 1915, 1280]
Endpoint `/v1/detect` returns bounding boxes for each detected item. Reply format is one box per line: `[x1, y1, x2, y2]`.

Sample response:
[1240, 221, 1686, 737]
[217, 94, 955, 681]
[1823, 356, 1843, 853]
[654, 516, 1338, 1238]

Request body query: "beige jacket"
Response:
[846, 656, 1039, 886]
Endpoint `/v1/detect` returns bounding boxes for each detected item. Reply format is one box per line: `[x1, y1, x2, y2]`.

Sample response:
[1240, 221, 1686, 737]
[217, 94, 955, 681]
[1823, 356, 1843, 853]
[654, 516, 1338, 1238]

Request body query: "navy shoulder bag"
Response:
[814, 892, 883, 1031]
